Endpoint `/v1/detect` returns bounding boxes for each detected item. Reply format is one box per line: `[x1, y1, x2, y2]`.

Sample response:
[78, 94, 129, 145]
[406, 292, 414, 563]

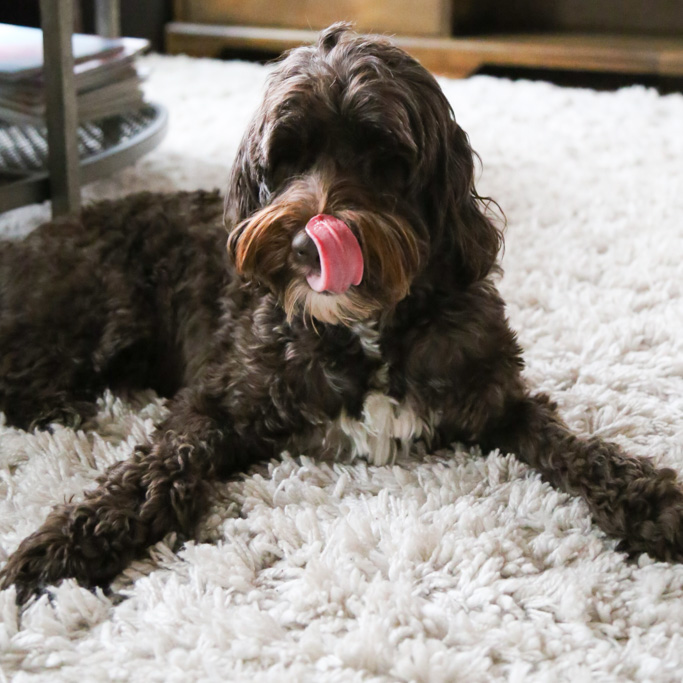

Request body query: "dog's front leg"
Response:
[481, 392, 683, 561]
[0, 388, 254, 604]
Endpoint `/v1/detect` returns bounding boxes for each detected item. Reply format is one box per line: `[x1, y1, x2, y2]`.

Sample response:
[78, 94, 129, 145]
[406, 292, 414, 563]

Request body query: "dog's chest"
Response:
[327, 390, 432, 465]
[306, 323, 437, 466]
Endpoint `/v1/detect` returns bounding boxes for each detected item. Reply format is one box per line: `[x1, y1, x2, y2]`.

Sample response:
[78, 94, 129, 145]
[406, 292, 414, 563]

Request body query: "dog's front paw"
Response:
[614, 470, 683, 563]
[0, 525, 74, 604]
[0, 504, 125, 605]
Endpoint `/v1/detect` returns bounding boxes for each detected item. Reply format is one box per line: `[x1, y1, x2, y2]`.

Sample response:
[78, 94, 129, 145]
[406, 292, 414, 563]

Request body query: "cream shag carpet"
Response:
[1, 53, 683, 683]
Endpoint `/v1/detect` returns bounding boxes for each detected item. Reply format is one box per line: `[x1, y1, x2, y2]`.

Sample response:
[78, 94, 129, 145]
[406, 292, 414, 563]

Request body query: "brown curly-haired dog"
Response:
[2, 24, 683, 605]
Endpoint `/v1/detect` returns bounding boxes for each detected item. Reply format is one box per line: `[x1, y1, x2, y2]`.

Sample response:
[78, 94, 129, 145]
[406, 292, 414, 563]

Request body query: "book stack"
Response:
[0, 23, 149, 126]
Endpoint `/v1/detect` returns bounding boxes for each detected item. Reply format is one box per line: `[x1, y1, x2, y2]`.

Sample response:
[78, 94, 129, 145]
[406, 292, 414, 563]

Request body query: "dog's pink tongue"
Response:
[305, 215, 363, 294]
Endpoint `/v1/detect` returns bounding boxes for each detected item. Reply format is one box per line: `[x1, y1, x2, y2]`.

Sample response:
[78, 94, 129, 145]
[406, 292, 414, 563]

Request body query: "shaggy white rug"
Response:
[1, 52, 683, 682]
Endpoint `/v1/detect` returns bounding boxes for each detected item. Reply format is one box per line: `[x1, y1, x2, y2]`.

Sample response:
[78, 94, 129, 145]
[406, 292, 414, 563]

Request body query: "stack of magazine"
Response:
[0, 23, 149, 126]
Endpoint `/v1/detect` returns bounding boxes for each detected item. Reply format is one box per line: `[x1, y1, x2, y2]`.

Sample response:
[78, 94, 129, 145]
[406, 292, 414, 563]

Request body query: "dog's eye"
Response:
[271, 158, 296, 184]
[368, 155, 409, 187]
[270, 151, 310, 188]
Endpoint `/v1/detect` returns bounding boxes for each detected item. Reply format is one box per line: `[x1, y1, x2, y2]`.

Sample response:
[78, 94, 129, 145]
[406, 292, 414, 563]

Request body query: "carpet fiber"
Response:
[1, 54, 683, 682]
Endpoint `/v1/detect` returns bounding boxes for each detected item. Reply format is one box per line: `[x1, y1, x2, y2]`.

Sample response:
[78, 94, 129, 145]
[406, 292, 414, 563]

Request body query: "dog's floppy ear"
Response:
[426, 117, 503, 286]
[224, 120, 269, 229]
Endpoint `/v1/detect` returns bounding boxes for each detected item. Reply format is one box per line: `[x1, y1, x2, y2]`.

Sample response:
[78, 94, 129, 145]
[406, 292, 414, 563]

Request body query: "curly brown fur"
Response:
[2, 24, 683, 605]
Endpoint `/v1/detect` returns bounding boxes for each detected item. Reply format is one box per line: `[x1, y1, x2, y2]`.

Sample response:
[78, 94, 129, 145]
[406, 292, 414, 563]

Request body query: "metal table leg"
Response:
[40, 0, 81, 217]
[95, 0, 121, 39]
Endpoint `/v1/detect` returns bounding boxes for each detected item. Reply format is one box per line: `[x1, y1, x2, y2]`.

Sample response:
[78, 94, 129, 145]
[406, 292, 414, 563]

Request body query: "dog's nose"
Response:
[291, 230, 320, 271]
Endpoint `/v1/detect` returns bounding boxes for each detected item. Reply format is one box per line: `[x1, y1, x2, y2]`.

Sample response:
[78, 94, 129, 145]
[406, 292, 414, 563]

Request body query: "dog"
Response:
[1, 23, 682, 605]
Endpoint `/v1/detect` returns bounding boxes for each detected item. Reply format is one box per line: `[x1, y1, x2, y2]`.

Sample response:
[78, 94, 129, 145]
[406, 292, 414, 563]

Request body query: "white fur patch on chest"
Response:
[309, 322, 437, 466]
[328, 391, 434, 466]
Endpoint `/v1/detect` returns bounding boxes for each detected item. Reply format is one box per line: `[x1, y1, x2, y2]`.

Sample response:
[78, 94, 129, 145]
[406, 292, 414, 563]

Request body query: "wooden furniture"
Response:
[166, 0, 683, 79]
[172, 0, 454, 37]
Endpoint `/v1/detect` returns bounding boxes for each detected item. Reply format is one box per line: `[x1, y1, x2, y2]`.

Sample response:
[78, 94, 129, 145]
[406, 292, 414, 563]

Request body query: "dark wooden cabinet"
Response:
[167, 0, 683, 78]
